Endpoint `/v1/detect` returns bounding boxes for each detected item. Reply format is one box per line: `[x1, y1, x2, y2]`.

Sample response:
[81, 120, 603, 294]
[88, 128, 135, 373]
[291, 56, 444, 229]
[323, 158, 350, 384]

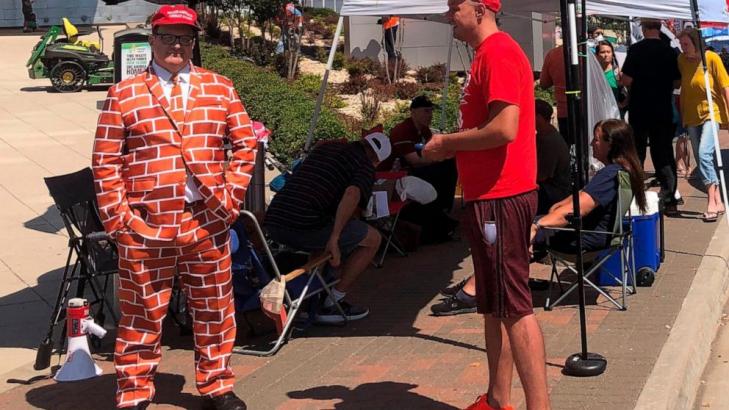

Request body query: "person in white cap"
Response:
[264, 134, 391, 322]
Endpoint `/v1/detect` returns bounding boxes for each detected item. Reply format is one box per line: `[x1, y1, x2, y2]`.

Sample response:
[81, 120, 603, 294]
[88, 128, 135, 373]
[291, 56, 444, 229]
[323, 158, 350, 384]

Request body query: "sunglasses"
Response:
[155, 33, 195, 46]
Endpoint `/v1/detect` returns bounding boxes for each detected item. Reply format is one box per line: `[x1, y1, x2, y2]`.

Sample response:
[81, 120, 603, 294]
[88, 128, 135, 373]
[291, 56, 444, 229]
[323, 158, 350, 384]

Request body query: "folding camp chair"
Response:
[34, 168, 119, 370]
[369, 171, 409, 268]
[544, 170, 637, 311]
[232, 211, 347, 357]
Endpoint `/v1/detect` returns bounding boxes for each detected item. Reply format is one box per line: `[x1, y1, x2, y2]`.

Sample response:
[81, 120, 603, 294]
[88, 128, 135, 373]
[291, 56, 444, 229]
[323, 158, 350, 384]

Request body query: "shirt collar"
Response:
[152, 61, 191, 84]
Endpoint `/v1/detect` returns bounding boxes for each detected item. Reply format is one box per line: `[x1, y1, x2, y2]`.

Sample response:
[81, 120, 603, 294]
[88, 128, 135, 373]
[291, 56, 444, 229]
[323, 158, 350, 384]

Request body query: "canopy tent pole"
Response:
[304, 15, 345, 154]
[689, 0, 729, 226]
[560, 0, 607, 377]
[581, 0, 590, 184]
[440, 25, 454, 132]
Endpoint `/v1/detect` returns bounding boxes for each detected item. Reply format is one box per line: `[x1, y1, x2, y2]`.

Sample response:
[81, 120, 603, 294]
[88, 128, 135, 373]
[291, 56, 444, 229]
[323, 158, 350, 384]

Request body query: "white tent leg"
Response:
[702, 73, 729, 225]
[690, 0, 729, 225]
[304, 16, 345, 154]
[440, 25, 454, 132]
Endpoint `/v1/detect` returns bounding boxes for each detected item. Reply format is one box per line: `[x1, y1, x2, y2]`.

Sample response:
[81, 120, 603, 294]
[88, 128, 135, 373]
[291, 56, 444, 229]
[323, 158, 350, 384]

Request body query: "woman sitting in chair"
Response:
[531, 119, 647, 253]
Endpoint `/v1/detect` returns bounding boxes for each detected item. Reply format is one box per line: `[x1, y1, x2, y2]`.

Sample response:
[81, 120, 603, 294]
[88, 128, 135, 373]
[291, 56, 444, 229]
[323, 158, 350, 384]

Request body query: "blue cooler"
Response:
[597, 191, 661, 286]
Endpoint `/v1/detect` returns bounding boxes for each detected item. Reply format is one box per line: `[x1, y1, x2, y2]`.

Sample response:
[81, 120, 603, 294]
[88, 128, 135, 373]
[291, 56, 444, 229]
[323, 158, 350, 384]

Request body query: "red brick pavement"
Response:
[1, 138, 727, 409]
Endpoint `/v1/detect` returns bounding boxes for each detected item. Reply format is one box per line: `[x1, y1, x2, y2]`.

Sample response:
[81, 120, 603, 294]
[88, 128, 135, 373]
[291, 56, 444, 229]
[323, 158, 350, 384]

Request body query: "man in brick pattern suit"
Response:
[92, 5, 255, 410]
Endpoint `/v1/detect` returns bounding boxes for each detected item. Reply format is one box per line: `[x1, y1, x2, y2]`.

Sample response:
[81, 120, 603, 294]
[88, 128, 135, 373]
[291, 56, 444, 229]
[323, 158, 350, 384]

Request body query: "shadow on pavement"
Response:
[237, 233, 474, 349]
[19, 86, 51, 93]
[287, 381, 459, 409]
[20, 85, 110, 94]
[23, 205, 63, 234]
[24, 372, 199, 410]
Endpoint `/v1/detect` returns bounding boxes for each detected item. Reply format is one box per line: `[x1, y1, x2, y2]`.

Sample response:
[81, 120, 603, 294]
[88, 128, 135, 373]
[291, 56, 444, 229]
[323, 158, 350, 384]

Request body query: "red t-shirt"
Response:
[456, 31, 537, 201]
[378, 117, 432, 171]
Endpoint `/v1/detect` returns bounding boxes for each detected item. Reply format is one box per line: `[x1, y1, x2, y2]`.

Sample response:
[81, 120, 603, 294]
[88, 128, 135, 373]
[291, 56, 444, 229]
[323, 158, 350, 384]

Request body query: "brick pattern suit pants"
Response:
[114, 202, 235, 408]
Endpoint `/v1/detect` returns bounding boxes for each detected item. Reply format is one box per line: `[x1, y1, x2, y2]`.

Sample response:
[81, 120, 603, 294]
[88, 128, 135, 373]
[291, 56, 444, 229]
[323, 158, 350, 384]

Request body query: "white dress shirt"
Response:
[152, 62, 202, 203]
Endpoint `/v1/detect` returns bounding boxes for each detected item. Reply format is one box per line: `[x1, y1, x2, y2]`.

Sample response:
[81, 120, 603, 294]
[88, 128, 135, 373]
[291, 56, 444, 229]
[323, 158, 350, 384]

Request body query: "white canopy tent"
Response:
[306, 0, 729, 152]
[340, 0, 728, 21]
[307, 0, 729, 221]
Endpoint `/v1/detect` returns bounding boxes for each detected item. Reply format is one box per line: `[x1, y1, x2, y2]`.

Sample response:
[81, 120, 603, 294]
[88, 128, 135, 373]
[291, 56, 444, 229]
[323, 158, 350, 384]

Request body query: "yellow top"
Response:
[678, 51, 729, 127]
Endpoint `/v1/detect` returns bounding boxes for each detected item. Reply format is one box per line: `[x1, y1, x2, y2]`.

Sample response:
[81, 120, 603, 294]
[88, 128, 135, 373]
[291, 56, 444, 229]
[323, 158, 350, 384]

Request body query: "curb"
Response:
[635, 218, 729, 410]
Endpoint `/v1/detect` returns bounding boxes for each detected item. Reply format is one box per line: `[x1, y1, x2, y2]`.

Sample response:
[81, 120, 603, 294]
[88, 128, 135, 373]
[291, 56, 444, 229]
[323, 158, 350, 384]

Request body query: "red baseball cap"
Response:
[151, 5, 200, 31]
[480, 0, 501, 13]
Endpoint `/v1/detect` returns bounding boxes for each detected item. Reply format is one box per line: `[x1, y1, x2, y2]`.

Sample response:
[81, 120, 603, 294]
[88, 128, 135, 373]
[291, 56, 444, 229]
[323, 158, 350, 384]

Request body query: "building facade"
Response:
[1, 0, 159, 28]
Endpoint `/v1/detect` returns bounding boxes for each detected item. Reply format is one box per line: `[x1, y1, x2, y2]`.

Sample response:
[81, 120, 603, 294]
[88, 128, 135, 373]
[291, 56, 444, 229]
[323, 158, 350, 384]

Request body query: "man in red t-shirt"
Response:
[380, 96, 459, 242]
[424, 1, 550, 409]
[379, 96, 435, 171]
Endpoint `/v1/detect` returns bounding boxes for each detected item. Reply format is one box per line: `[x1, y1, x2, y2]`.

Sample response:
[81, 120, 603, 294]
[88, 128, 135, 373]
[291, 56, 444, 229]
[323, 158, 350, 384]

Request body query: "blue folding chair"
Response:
[231, 211, 346, 357]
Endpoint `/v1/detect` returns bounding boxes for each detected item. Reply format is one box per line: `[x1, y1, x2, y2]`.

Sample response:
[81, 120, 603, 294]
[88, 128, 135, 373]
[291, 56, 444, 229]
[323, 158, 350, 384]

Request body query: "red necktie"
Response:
[169, 75, 184, 128]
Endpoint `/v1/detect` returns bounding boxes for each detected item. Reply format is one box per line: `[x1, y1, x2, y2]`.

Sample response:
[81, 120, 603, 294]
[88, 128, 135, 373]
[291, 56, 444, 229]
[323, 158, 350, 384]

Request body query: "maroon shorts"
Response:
[464, 190, 537, 318]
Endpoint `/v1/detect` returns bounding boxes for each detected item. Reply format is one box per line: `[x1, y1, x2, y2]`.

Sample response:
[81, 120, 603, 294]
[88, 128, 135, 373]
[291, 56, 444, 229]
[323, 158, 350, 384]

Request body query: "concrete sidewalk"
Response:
[0, 172, 721, 410]
[0, 30, 727, 409]
[0, 28, 122, 390]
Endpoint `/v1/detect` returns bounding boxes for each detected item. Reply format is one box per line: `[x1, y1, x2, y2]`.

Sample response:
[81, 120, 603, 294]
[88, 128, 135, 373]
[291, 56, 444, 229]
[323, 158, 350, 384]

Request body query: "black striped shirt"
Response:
[264, 142, 375, 230]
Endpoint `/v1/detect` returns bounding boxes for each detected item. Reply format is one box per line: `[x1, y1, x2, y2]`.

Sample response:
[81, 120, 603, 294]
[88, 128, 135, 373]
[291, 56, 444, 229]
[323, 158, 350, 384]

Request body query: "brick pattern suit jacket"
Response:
[92, 65, 257, 241]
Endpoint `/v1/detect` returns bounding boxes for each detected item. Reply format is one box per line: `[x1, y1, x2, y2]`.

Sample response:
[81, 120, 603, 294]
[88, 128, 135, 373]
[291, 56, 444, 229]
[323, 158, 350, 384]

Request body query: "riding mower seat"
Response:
[62, 18, 101, 52]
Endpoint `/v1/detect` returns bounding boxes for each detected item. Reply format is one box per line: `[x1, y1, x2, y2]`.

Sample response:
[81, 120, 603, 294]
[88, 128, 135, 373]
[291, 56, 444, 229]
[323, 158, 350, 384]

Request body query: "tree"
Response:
[218, 0, 246, 47]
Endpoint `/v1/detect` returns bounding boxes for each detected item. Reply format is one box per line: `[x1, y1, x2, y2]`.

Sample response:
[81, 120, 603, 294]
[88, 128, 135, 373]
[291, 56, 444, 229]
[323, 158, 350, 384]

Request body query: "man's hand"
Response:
[423, 134, 455, 161]
[325, 236, 341, 268]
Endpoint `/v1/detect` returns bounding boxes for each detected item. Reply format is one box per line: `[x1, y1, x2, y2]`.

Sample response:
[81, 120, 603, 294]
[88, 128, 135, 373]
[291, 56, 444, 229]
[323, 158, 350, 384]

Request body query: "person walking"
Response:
[677, 27, 729, 221]
[621, 18, 681, 212]
[425, 1, 550, 409]
[596, 40, 626, 113]
[92, 5, 256, 409]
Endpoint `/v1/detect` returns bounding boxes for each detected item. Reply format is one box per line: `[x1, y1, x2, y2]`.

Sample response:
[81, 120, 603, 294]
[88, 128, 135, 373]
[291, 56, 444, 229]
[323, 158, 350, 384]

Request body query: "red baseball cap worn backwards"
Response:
[481, 0, 501, 13]
[151, 5, 201, 31]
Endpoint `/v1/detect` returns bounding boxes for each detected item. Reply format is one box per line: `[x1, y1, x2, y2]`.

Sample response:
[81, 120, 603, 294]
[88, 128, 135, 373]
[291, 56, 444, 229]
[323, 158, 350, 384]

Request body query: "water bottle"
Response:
[392, 158, 401, 172]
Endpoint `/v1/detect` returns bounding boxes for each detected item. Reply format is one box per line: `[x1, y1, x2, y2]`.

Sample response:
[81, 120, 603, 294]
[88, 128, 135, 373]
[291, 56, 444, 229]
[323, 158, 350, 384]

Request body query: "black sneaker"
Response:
[430, 294, 477, 316]
[440, 276, 471, 297]
[202, 392, 246, 410]
[316, 300, 369, 324]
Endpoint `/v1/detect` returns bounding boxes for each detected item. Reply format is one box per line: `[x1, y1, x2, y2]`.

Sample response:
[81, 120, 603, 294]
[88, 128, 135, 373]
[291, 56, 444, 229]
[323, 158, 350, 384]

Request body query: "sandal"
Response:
[703, 212, 719, 222]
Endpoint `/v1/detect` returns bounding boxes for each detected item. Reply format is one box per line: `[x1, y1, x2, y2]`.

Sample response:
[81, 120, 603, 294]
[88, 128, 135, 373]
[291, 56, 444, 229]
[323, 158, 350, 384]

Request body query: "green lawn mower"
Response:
[26, 18, 114, 92]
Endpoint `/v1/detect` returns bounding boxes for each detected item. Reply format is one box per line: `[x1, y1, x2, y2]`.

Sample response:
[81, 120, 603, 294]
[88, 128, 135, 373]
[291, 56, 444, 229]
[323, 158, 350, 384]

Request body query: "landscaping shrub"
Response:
[378, 57, 410, 82]
[243, 36, 274, 66]
[534, 81, 556, 107]
[345, 57, 382, 78]
[433, 83, 462, 133]
[204, 13, 221, 40]
[292, 74, 346, 109]
[340, 74, 368, 95]
[302, 7, 339, 32]
[273, 53, 298, 78]
[416, 63, 446, 84]
[367, 79, 396, 100]
[394, 81, 421, 100]
[332, 51, 346, 70]
[202, 43, 349, 163]
[315, 46, 328, 63]
[305, 20, 334, 38]
[292, 74, 322, 95]
[360, 89, 385, 129]
[302, 6, 338, 23]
